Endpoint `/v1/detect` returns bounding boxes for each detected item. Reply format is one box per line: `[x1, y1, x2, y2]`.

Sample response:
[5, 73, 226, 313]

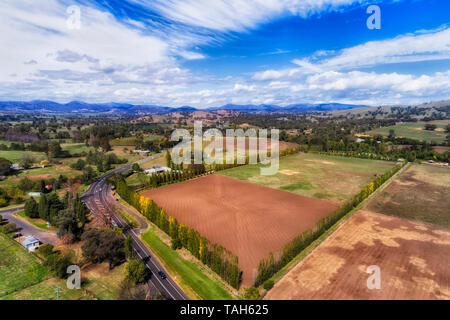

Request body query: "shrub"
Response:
[242, 287, 261, 300]
[37, 243, 54, 258]
[2, 222, 16, 234]
[263, 280, 274, 291]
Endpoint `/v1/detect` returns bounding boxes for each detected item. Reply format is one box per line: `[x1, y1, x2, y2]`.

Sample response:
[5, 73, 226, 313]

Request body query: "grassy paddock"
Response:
[366, 163, 450, 228]
[0, 233, 49, 297]
[220, 152, 395, 202]
[367, 120, 449, 143]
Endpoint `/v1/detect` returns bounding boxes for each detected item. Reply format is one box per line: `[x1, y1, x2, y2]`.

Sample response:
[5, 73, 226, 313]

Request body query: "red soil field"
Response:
[141, 174, 339, 286]
[265, 210, 450, 300]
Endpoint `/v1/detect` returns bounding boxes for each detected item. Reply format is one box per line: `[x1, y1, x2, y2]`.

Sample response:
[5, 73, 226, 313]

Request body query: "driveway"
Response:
[0, 206, 58, 245]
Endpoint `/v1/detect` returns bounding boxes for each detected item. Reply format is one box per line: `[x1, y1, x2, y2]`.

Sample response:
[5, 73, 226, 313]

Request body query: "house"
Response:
[144, 166, 171, 175]
[133, 149, 151, 155]
[22, 236, 40, 252]
[28, 192, 42, 197]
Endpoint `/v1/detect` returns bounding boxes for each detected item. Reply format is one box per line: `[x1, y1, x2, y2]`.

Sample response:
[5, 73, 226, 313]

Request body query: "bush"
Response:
[2, 222, 16, 234]
[263, 280, 274, 291]
[37, 243, 54, 258]
[44, 252, 72, 278]
[242, 287, 261, 300]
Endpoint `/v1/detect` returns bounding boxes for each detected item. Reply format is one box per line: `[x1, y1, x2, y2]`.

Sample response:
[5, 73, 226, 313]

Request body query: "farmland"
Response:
[265, 210, 450, 300]
[141, 174, 339, 286]
[366, 164, 450, 228]
[367, 120, 449, 144]
[219, 152, 395, 202]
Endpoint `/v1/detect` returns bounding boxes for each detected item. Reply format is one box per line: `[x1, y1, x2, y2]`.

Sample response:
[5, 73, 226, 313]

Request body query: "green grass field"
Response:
[0, 233, 49, 297]
[1, 278, 91, 300]
[367, 120, 449, 143]
[219, 152, 395, 202]
[141, 229, 234, 300]
[0, 150, 47, 163]
[61, 143, 95, 155]
[366, 164, 450, 228]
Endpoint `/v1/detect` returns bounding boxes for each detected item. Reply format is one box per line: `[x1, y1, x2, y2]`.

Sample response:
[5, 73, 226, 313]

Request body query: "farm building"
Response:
[22, 236, 40, 252]
[144, 166, 171, 175]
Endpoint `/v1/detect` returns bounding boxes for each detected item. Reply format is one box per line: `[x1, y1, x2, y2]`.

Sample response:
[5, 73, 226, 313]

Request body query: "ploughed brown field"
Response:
[141, 174, 339, 286]
[265, 210, 450, 300]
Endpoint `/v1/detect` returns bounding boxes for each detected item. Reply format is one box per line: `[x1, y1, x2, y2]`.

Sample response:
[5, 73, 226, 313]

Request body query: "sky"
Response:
[0, 0, 449, 108]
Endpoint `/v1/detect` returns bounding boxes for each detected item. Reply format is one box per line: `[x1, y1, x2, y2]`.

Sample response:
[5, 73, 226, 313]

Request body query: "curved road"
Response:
[81, 154, 188, 300]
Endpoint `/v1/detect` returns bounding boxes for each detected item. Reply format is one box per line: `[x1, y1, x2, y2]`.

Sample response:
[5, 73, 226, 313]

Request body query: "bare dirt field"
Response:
[366, 164, 450, 228]
[141, 174, 339, 286]
[265, 210, 450, 300]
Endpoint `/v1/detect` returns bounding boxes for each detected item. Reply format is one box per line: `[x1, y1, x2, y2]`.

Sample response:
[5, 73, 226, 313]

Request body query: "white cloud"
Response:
[253, 27, 450, 81]
[131, 0, 368, 32]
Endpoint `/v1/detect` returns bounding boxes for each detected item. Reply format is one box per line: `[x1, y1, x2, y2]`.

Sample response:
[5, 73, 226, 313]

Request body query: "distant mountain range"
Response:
[0, 100, 367, 115]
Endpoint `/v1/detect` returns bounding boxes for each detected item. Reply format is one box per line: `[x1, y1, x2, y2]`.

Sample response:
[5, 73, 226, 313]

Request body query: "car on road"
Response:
[158, 271, 167, 279]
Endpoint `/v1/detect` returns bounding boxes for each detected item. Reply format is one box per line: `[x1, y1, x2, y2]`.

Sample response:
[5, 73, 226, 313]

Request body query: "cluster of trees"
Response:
[85, 151, 127, 173]
[254, 160, 408, 287]
[81, 228, 125, 269]
[24, 192, 88, 240]
[115, 175, 241, 288]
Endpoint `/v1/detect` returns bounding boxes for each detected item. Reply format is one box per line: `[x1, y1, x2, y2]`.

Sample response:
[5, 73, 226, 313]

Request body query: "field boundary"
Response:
[261, 161, 411, 295]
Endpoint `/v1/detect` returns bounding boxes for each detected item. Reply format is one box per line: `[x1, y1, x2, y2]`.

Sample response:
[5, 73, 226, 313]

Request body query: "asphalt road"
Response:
[0, 206, 58, 245]
[81, 154, 188, 300]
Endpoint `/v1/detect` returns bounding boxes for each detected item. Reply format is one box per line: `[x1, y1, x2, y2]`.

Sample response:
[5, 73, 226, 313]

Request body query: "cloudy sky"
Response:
[0, 0, 449, 107]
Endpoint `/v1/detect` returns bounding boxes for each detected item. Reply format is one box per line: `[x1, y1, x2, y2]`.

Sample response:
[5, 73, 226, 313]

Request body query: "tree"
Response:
[2, 222, 16, 234]
[38, 194, 50, 221]
[242, 287, 261, 300]
[165, 152, 172, 167]
[424, 124, 437, 131]
[18, 177, 34, 192]
[48, 141, 63, 158]
[388, 129, 395, 139]
[125, 259, 148, 285]
[20, 152, 36, 169]
[40, 160, 50, 168]
[81, 228, 125, 269]
[132, 163, 141, 172]
[124, 235, 135, 259]
[24, 197, 39, 218]
[0, 157, 12, 175]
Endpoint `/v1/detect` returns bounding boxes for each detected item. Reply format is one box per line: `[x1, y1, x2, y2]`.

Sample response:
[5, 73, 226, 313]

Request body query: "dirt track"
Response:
[265, 210, 450, 300]
[141, 174, 338, 286]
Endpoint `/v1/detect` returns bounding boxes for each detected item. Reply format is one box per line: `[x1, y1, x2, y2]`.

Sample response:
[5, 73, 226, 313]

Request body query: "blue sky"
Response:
[0, 0, 449, 107]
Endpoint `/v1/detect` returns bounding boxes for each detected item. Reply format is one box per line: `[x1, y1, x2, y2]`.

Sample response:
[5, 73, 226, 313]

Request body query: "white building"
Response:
[22, 236, 40, 252]
[144, 166, 172, 175]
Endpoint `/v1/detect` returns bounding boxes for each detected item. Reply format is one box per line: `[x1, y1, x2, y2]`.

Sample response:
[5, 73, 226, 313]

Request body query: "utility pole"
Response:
[54, 286, 61, 300]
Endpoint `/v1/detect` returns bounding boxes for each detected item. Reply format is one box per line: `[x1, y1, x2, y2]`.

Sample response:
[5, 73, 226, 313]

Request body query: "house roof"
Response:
[22, 236, 39, 246]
